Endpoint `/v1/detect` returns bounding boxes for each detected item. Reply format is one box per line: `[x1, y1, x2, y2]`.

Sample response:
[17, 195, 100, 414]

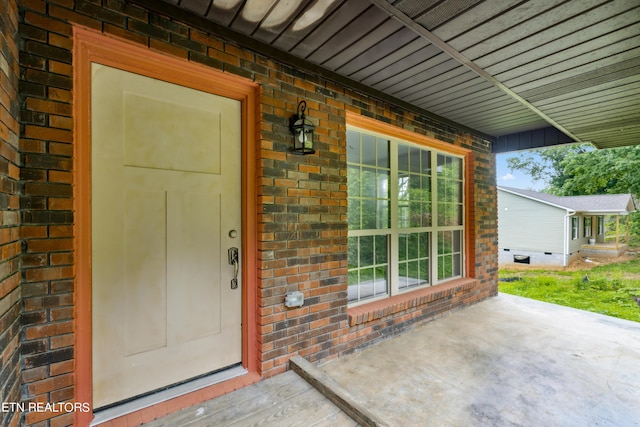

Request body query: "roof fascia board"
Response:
[499, 188, 637, 214]
[370, 0, 583, 144]
[498, 187, 573, 212]
[128, 0, 495, 142]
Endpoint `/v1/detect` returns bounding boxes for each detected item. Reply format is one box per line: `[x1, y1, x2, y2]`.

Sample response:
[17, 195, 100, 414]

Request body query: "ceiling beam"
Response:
[369, 0, 583, 145]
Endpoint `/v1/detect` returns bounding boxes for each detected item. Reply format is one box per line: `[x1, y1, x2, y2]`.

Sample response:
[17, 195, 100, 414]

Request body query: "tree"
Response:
[506, 144, 640, 243]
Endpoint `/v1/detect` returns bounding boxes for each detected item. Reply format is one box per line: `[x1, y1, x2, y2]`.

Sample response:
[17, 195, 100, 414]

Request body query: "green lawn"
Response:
[499, 256, 640, 323]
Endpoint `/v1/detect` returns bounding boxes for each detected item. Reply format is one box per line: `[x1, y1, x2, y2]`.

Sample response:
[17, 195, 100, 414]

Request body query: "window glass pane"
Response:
[362, 134, 376, 166]
[398, 144, 409, 172]
[377, 200, 390, 228]
[375, 235, 387, 264]
[409, 147, 421, 173]
[410, 201, 422, 228]
[421, 150, 431, 174]
[398, 174, 409, 201]
[361, 235, 374, 266]
[408, 232, 419, 259]
[347, 166, 360, 197]
[348, 199, 360, 230]
[399, 234, 407, 261]
[347, 130, 360, 163]
[421, 176, 431, 201]
[362, 167, 376, 198]
[399, 263, 408, 289]
[362, 199, 377, 229]
[377, 138, 390, 168]
[348, 236, 358, 268]
[377, 171, 389, 199]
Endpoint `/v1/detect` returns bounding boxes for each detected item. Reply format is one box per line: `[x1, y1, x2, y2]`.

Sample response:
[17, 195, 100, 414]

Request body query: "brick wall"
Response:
[14, 1, 497, 425]
[0, 0, 22, 426]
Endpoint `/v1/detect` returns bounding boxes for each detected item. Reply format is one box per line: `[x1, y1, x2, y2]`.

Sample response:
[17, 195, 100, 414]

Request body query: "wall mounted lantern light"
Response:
[290, 100, 315, 155]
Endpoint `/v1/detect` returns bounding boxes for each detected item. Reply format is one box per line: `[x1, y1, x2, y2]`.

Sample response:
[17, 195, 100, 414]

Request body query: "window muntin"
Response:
[347, 128, 465, 305]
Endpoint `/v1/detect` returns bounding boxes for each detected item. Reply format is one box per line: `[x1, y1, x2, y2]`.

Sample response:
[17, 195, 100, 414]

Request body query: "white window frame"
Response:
[584, 216, 592, 238]
[347, 125, 466, 306]
[571, 217, 579, 240]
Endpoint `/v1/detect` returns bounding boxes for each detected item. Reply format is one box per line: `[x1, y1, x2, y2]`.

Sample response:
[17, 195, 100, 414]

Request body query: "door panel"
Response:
[91, 63, 242, 408]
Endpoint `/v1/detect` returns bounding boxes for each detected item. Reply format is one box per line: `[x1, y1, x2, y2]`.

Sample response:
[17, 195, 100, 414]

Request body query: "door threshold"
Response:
[90, 365, 248, 426]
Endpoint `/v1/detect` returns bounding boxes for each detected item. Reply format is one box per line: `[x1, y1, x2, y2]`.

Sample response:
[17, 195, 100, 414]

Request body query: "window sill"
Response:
[347, 278, 477, 327]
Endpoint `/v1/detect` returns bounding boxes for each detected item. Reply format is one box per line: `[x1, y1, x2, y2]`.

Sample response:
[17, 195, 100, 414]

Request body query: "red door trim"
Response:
[73, 26, 260, 426]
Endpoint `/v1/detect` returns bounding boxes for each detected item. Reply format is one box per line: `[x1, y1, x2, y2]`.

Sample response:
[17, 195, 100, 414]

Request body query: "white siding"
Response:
[498, 190, 567, 254]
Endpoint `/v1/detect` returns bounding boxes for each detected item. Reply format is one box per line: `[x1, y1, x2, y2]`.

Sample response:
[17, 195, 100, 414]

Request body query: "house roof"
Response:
[133, 0, 640, 152]
[498, 186, 637, 215]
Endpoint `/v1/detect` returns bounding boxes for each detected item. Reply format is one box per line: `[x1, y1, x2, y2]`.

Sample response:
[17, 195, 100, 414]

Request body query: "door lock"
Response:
[228, 247, 239, 289]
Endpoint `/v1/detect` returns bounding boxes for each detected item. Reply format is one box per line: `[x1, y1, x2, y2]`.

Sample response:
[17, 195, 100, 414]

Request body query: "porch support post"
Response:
[616, 215, 620, 250]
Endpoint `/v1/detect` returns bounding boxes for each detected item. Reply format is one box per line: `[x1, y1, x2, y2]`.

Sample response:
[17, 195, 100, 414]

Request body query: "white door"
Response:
[91, 63, 242, 408]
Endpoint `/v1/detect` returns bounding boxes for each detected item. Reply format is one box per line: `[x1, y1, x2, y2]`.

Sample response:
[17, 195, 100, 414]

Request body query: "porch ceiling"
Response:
[138, 0, 640, 151]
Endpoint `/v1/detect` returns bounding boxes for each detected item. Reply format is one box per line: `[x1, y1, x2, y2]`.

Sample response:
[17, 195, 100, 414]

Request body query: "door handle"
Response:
[228, 247, 239, 289]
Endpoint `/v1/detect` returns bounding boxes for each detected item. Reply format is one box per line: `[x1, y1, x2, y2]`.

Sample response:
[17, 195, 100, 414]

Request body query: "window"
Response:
[347, 128, 465, 305]
[584, 217, 592, 238]
[598, 216, 604, 235]
[571, 217, 579, 240]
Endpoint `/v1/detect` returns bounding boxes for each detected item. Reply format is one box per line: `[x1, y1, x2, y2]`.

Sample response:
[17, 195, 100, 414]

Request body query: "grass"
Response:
[499, 255, 640, 323]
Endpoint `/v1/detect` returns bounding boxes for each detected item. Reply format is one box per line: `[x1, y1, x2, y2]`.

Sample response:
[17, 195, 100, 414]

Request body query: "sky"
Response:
[495, 151, 546, 191]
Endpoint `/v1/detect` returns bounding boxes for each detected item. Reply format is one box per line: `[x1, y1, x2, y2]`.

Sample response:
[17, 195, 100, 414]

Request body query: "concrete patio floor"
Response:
[145, 294, 640, 426]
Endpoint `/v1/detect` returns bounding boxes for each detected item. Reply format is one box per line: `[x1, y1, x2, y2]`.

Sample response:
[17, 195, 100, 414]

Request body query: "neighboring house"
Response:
[498, 187, 637, 267]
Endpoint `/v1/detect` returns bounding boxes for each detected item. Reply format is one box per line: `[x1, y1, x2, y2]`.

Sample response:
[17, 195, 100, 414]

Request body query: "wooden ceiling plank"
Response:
[533, 74, 640, 107]
[364, 47, 449, 89]
[179, 0, 212, 15]
[480, 3, 640, 73]
[336, 28, 418, 76]
[307, 6, 390, 65]
[445, 0, 567, 52]
[557, 107, 640, 129]
[427, 85, 505, 115]
[346, 37, 425, 80]
[379, 57, 462, 95]
[429, 96, 522, 123]
[269, 0, 347, 51]
[288, 1, 370, 59]
[461, 0, 605, 61]
[541, 83, 640, 115]
[400, 69, 480, 103]
[547, 91, 640, 119]
[322, 18, 407, 70]
[430, 0, 522, 42]
[406, 73, 488, 106]
[518, 57, 640, 102]
[503, 37, 640, 90]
